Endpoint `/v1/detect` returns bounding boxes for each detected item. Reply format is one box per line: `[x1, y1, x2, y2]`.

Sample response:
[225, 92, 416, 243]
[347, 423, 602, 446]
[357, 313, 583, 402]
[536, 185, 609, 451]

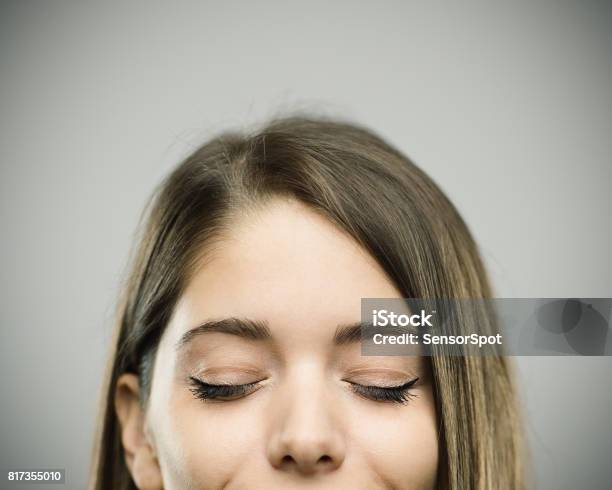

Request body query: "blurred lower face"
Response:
[118, 198, 439, 489]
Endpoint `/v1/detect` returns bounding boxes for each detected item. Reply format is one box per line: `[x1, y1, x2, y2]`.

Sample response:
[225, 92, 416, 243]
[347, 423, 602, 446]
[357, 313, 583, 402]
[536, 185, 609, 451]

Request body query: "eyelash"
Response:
[188, 376, 419, 404]
[347, 377, 419, 404]
[188, 377, 260, 402]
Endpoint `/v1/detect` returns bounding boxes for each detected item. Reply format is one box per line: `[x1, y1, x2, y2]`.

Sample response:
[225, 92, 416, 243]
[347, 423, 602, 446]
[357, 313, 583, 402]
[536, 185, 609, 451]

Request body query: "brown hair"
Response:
[90, 115, 523, 489]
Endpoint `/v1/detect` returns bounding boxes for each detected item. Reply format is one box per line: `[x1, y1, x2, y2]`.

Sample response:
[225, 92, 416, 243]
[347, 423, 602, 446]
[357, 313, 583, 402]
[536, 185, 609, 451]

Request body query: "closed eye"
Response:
[346, 377, 419, 404]
[188, 376, 262, 402]
[187, 376, 419, 404]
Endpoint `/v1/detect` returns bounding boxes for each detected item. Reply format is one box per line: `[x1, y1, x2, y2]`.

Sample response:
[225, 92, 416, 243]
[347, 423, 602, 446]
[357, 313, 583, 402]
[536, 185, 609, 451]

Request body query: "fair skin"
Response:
[115, 198, 439, 489]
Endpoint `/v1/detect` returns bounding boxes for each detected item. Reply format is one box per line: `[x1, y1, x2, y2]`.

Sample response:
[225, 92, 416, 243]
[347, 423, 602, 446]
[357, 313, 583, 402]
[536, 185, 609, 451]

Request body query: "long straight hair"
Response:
[90, 116, 524, 489]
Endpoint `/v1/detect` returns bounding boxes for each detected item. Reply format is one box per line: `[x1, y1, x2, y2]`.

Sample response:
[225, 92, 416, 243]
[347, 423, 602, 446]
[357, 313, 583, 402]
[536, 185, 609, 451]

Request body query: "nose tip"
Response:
[266, 376, 346, 476]
[270, 436, 345, 475]
[278, 453, 339, 475]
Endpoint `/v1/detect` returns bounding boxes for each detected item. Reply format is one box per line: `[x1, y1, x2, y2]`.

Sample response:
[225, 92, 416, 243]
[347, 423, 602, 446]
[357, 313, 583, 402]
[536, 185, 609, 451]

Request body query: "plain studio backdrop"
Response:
[1, 1, 611, 489]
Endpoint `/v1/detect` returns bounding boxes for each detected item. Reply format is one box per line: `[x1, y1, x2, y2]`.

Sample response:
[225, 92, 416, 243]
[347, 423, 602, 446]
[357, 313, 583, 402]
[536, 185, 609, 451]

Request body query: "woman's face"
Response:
[117, 198, 439, 490]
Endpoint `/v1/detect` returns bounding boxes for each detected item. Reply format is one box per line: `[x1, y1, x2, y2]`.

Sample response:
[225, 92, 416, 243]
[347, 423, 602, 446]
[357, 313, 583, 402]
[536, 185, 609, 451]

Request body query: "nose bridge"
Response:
[282, 375, 335, 439]
[266, 365, 346, 474]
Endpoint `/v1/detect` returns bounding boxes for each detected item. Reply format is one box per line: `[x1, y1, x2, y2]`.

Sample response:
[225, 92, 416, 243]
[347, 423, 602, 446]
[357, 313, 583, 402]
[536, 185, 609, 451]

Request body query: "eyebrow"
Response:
[333, 322, 366, 345]
[175, 318, 378, 350]
[333, 322, 414, 345]
[176, 318, 272, 350]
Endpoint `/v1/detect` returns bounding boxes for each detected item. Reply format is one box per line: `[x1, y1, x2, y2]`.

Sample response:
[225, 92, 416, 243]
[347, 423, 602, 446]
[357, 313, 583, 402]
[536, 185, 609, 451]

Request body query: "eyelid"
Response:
[341, 367, 419, 386]
[189, 367, 267, 385]
[189, 375, 268, 387]
[345, 377, 420, 404]
[345, 377, 419, 390]
[188, 376, 264, 402]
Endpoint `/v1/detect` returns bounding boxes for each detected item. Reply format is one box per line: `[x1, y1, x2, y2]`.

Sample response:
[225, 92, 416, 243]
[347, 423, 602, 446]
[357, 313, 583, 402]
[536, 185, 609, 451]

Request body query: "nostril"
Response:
[279, 453, 335, 473]
[281, 455, 295, 466]
[317, 455, 332, 464]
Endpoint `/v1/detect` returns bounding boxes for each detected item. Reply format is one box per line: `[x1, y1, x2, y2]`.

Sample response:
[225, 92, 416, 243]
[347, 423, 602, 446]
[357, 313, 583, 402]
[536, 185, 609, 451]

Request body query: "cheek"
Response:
[150, 386, 266, 489]
[349, 389, 439, 489]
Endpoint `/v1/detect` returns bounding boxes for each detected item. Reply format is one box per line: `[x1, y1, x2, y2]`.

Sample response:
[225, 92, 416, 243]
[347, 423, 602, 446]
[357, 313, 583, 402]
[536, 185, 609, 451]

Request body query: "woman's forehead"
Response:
[167, 198, 402, 344]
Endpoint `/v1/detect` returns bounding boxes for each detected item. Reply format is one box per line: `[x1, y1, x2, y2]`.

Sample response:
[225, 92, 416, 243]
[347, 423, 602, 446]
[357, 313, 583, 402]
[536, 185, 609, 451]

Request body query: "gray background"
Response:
[1, 1, 611, 489]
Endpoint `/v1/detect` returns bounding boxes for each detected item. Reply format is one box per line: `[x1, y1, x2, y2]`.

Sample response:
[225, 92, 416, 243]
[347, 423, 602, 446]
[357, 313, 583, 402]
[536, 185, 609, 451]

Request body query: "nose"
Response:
[266, 382, 346, 475]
